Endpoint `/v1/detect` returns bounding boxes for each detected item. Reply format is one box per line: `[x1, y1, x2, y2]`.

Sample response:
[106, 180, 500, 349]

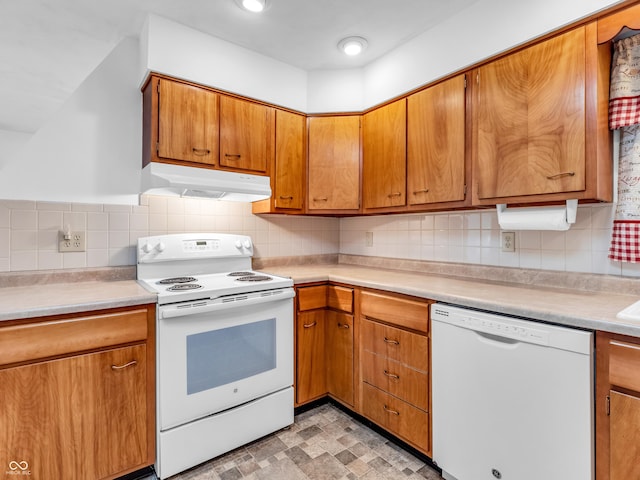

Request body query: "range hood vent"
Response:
[141, 162, 271, 202]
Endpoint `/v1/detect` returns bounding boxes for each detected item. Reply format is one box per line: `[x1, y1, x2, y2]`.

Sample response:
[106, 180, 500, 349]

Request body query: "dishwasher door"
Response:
[431, 304, 593, 480]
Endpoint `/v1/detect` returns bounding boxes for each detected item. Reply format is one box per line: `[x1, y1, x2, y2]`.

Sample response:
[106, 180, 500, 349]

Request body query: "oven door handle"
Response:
[160, 288, 295, 319]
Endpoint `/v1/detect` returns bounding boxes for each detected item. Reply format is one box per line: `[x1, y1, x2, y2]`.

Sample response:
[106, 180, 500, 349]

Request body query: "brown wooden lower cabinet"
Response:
[596, 331, 640, 480]
[0, 305, 155, 480]
[325, 310, 354, 406]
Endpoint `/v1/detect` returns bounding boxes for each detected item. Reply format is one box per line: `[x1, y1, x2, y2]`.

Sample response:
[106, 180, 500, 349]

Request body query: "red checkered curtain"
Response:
[609, 34, 640, 263]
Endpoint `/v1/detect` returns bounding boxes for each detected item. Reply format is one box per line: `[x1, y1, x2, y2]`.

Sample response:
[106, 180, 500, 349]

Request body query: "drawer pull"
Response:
[337, 322, 350, 329]
[303, 321, 317, 329]
[192, 148, 211, 156]
[111, 360, 138, 370]
[313, 197, 328, 202]
[224, 153, 242, 159]
[384, 337, 399, 346]
[279, 195, 294, 200]
[383, 370, 400, 380]
[546, 171, 575, 180]
[413, 188, 429, 194]
[387, 192, 402, 198]
[383, 405, 400, 416]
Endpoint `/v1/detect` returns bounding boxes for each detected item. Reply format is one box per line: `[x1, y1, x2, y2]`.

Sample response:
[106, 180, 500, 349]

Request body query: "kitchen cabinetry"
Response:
[471, 23, 612, 205]
[362, 99, 407, 212]
[0, 305, 156, 480]
[252, 109, 306, 214]
[146, 76, 219, 166]
[219, 95, 274, 174]
[307, 115, 361, 214]
[596, 332, 640, 480]
[295, 284, 356, 408]
[142, 74, 273, 176]
[359, 290, 432, 455]
[407, 74, 468, 210]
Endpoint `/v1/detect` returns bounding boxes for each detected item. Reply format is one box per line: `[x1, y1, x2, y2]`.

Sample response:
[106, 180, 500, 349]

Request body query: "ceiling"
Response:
[0, 0, 479, 135]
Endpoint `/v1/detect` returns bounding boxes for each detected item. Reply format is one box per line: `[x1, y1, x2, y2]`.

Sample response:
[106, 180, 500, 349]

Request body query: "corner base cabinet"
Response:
[0, 305, 156, 480]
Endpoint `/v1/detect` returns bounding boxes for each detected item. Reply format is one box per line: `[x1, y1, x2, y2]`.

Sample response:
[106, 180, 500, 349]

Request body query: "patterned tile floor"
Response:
[148, 402, 443, 480]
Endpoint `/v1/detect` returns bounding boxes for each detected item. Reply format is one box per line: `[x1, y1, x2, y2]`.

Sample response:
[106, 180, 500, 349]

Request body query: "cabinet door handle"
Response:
[279, 195, 294, 200]
[546, 171, 575, 180]
[383, 405, 400, 415]
[337, 322, 350, 329]
[387, 192, 402, 198]
[383, 370, 400, 380]
[384, 337, 399, 345]
[111, 360, 138, 370]
[413, 188, 429, 194]
[313, 197, 328, 202]
[303, 321, 317, 328]
[192, 148, 211, 156]
[224, 153, 242, 159]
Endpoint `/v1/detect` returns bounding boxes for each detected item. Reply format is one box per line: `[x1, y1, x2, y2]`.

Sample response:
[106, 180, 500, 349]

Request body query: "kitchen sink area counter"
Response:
[261, 260, 640, 338]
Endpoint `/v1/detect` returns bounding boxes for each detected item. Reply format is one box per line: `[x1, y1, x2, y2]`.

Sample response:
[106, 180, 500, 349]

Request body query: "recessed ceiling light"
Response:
[235, 0, 267, 13]
[338, 36, 368, 56]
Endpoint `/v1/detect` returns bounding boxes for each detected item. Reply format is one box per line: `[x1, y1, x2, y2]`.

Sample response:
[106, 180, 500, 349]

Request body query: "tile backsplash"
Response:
[0, 196, 340, 272]
[1, 197, 638, 279]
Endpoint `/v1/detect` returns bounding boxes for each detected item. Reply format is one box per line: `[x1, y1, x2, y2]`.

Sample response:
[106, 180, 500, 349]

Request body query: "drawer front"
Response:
[0, 308, 150, 367]
[362, 318, 428, 371]
[327, 285, 353, 313]
[361, 350, 428, 410]
[361, 291, 429, 333]
[362, 383, 430, 453]
[297, 285, 327, 311]
[609, 339, 640, 392]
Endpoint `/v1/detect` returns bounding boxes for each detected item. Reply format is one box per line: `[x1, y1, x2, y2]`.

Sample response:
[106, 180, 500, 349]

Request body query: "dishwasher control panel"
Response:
[431, 304, 592, 354]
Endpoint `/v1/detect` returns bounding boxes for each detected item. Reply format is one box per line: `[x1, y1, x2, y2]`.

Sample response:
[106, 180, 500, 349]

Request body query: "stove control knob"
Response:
[141, 243, 152, 253]
[243, 239, 252, 250]
[156, 242, 166, 252]
[235, 240, 243, 249]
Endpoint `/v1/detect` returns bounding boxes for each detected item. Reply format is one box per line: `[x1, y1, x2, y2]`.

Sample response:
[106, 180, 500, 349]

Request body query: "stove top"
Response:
[136, 233, 294, 304]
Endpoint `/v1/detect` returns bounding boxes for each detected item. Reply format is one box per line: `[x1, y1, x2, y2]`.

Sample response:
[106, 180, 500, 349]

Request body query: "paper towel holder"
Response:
[496, 199, 578, 230]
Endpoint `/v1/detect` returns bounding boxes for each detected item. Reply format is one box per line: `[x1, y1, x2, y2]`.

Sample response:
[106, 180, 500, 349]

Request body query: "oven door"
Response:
[157, 288, 294, 431]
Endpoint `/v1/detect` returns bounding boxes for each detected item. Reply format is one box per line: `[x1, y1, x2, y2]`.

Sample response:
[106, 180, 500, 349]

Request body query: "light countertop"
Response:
[262, 264, 640, 337]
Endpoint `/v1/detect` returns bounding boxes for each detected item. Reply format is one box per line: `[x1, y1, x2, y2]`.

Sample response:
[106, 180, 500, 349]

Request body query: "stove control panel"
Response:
[137, 233, 254, 264]
[183, 239, 219, 252]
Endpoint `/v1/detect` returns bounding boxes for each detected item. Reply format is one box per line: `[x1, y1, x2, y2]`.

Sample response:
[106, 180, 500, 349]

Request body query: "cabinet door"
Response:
[407, 75, 466, 206]
[158, 78, 219, 165]
[274, 110, 305, 210]
[610, 391, 640, 480]
[296, 310, 326, 404]
[220, 95, 274, 173]
[474, 27, 586, 200]
[308, 116, 361, 211]
[325, 311, 354, 406]
[0, 345, 148, 480]
[363, 100, 407, 210]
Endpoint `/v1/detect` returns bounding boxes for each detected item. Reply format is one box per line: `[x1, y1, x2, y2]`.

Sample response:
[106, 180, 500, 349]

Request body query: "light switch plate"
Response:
[59, 231, 86, 252]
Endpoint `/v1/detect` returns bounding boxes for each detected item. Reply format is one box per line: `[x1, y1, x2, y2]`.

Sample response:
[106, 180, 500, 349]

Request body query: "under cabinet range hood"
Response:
[141, 162, 271, 201]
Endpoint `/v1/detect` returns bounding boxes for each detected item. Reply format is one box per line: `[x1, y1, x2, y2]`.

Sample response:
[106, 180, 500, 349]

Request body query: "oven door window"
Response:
[186, 318, 276, 395]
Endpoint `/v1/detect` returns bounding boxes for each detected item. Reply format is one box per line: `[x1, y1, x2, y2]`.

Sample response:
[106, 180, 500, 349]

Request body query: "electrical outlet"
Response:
[365, 231, 373, 247]
[501, 231, 515, 252]
[59, 231, 86, 252]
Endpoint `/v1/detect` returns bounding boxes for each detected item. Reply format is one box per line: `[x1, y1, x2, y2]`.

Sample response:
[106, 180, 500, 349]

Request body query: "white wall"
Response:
[0, 37, 141, 205]
[143, 14, 308, 112]
[0, 129, 31, 169]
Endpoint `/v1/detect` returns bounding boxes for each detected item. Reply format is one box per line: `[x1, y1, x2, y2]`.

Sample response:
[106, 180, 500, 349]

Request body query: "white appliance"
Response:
[137, 233, 294, 480]
[431, 303, 593, 480]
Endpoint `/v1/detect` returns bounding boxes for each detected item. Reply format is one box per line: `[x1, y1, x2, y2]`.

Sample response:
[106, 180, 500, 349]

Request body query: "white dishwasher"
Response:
[431, 303, 593, 480]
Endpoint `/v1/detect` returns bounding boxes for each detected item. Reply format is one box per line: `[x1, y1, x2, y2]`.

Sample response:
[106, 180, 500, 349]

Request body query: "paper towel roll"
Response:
[496, 200, 578, 231]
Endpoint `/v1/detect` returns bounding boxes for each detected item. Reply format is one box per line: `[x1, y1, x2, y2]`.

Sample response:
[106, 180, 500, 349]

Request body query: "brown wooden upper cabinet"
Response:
[219, 95, 274, 174]
[153, 77, 219, 166]
[307, 115, 361, 214]
[407, 74, 468, 210]
[471, 23, 612, 205]
[253, 110, 305, 214]
[362, 99, 407, 211]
